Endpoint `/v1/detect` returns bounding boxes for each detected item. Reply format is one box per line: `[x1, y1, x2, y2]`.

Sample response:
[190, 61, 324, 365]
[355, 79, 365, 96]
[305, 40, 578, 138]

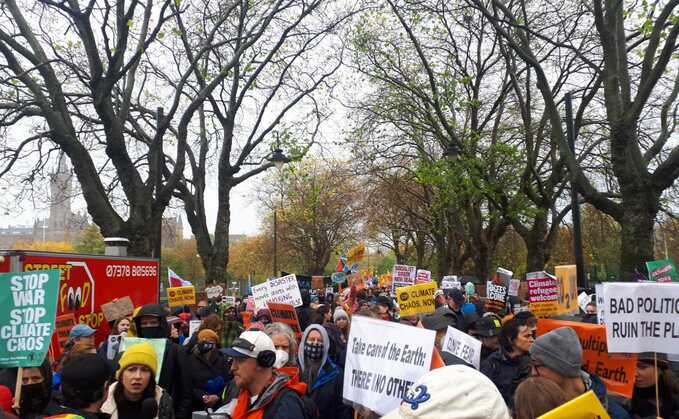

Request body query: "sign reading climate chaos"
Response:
[0, 270, 59, 368]
[396, 281, 437, 317]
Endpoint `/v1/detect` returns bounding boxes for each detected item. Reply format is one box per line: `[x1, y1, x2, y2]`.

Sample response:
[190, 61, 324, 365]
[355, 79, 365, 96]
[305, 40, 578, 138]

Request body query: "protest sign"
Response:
[485, 281, 507, 313]
[312, 276, 325, 290]
[241, 311, 252, 329]
[267, 303, 302, 338]
[415, 269, 431, 284]
[332, 272, 346, 284]
[395, 282, 437, 317]
[440, 275, 460, 290]
[122, 337, 166, 381]
[347, 243, 366, 265]
[555, 265, 579, 315]
[646, 259, 678, 282]
[106, 335, 123, 360]
[494, 267, 513, 286]
[53, 313, 76, 354]
[100, 296, 134, 322]
[167, 286, 196, 307]
[0, 270, 59, 368]
[221, 295, 236, 306]
[251, 282, 272, 312]
[325, 287, 334, 296]
[595, 284, 605, 325]
[189, 320, 201, 338]
[508, 279, 521, 297]
[578, 292, 591, 312]
[537, 390, 610, 419]
[442, 326, 482, 369]
[343, 316, 435, 415]
[527, 271, 559, 318]
[268, 274, 303, 307]
[246, 296, 255, 312]
[391, 265, 416, 291]
[205, 285, 224, 299]
[537, 319, 636, 398]
[603, 282, 679, 353]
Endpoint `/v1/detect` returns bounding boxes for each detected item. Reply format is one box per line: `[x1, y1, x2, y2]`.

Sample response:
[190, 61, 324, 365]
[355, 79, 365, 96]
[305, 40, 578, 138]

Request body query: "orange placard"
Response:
[241, 311, 253, 330]
[267, 302, 303, 338]
[51, 313, 76, 358]
[537, 319, 636, 398]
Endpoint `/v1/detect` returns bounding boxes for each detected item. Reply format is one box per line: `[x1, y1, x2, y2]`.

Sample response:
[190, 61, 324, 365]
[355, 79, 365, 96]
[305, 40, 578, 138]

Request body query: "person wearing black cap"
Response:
[436, 289, 466, 329]
[630, 353, 679, 419]
[375, 295, 395, 321]
[470, 316, 502, 363]
[46, 353, 113, 418]
[132, 304, 192, 419]
[422, 311, 458, 355]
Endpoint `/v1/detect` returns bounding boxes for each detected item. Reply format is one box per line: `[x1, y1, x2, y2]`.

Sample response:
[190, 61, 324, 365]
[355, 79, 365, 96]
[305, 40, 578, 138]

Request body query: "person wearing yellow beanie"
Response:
[197, 329, 219, 345]
[102, 342, 174, 419]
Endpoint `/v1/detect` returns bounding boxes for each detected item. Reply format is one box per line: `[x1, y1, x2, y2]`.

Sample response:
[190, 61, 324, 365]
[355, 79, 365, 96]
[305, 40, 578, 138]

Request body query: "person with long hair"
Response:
[630, 353, 679, 419]
[264, 322, 298, 369]
[101, 342, 174, 419]
[514, 377, 569, 419]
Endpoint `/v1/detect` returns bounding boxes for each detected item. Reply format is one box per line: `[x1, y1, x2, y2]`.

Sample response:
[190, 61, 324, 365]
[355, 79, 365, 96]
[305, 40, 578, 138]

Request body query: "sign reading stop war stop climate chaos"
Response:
[527, 271, 559, 317]
[538, 319, 636, 398]
[343, 316, 434, 415]
[603, 282, 679, 354]
[0, 270, 60, 368]
[396, 282, 437, 317]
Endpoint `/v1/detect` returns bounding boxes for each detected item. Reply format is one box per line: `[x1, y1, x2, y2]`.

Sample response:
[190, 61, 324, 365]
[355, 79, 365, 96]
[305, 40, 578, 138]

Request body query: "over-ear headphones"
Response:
[232, 337, 276, 368]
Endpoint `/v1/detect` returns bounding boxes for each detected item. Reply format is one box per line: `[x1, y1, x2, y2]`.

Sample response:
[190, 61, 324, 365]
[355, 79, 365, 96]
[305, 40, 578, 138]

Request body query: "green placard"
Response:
[646, 259, 678, 282]
[121, 337, 167, 381]
[331, 272, 346, 284]
[0, 270, 60, 368]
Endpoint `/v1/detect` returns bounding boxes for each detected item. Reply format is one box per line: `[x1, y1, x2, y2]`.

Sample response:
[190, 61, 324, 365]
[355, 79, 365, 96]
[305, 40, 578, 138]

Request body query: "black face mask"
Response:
[141, 327, 165, 339]
[198, 341, 215, 354]
[20, 383, 49, 414]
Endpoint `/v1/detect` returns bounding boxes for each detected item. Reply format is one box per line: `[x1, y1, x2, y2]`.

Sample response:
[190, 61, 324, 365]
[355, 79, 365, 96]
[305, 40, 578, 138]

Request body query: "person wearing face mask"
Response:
[298, 325, 353, 419]
[221, 304, 244, 349]
[2, 359, 56, 418]
[264, 322, 298, 370]
[133, 304, 192, 419]
[187, 329, 230, 412]
[101, 342, 174, 419]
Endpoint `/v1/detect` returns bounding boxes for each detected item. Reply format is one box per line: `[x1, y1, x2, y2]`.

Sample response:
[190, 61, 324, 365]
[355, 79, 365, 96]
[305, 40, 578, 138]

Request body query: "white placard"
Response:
[222, 295, 236, 305]
[343, 316, 435, 415]
[251, 282, 272, 311]
[392, 265, 416, 289]
[415, 269, 431, 283]
[205, 285, 224, 299]
[508, 279, 521, 297]
[595, 283, 605, 325]
[603, 282, 679, 353]
[189, 320, 201, 338]
[267, 274, 303, 307]
[106, 335, 122, 360]
[442, 326, 482, 369]
[441, 275, 460, 289]
[325, 287, 334, 296]
[578, 291, 590, 312]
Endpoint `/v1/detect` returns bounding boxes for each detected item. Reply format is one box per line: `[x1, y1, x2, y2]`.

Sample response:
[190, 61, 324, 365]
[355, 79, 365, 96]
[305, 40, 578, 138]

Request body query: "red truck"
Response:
[0, 250, 159, 357]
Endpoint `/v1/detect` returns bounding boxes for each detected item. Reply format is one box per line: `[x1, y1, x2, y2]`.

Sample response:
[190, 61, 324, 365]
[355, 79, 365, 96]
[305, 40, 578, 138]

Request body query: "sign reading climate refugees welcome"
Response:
[343, 316, 434, 415]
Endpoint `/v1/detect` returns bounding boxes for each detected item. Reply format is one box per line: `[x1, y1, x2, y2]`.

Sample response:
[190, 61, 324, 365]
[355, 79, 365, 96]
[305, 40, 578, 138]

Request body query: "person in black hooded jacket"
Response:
[133, 304, 193, 419]
[0, 357, 57, 418]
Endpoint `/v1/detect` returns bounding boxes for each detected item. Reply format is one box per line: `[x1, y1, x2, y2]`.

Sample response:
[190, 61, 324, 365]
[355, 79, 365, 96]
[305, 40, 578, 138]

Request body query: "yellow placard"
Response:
[555, 265, 578, 315]
[537, 390, 610, 419]
[396, 281, 437, 317]
[167, 286, 196, 307]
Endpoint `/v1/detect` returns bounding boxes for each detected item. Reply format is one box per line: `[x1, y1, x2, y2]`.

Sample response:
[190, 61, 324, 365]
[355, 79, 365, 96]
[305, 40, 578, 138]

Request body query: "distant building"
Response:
[162, 215, 184, 247]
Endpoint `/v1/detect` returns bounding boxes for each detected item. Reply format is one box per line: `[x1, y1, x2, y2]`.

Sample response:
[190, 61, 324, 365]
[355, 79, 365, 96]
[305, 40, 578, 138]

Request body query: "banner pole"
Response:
[655, 352, 660, 419]
[12, 367, 22, 411]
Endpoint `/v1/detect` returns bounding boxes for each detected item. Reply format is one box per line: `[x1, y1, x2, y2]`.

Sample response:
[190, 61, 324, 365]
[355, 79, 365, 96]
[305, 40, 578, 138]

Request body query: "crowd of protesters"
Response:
[0, 282, 678, 419]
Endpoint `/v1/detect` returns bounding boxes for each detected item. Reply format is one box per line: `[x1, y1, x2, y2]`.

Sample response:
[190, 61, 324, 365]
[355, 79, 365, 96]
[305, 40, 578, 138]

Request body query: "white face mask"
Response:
[274, 349, 289, 369]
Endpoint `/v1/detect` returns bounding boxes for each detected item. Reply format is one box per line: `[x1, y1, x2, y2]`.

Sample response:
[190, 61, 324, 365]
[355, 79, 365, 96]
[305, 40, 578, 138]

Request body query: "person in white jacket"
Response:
[101, 342, 174, 419]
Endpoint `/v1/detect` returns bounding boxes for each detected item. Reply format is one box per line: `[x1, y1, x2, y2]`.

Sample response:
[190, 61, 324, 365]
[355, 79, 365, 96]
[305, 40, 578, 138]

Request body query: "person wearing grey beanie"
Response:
[332, 308, 349, 343]
[529, 327, 631, 419]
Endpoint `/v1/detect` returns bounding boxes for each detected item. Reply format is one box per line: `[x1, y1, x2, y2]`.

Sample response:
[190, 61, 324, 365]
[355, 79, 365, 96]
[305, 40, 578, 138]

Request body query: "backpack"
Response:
[266, 387, 319, 419]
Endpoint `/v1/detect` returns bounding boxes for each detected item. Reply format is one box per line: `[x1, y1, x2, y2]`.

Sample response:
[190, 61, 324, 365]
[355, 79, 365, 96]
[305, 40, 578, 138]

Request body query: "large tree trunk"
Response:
[619, 192, 660, 279]
[521, 212, 552, 272]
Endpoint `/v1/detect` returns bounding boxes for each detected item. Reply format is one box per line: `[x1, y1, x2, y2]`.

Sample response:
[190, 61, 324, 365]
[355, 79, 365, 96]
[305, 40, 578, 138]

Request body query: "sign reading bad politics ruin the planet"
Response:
[0, 270, 60, 368]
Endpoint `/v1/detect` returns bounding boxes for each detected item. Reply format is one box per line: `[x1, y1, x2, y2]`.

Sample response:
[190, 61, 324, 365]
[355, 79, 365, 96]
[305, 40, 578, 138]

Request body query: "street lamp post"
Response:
[565, 93, 585, 289]
[268, 134, 289, 277]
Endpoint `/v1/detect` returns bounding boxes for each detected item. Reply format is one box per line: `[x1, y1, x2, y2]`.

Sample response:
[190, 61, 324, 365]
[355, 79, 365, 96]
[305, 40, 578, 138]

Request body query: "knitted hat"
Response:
[117, 342, 157, 379]
[333, 308, 349, 322]
[382, 365, 510, 419]
[530, 327, 582, 378]
[198, 329, 220, 344]
[0, 385, 12, 413]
